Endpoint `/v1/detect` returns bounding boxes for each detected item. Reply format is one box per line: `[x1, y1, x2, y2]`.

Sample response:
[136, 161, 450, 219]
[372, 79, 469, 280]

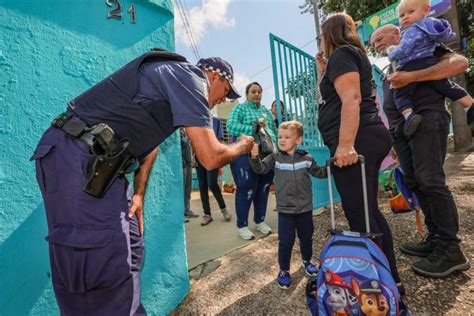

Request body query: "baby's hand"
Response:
[251, 144, 259, 158]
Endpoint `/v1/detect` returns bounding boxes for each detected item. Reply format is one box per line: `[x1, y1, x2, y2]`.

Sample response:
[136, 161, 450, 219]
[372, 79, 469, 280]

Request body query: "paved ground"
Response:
[184, 191, 278, 269]
[176, 147, 474, 315]
[185, 191, 325, 269]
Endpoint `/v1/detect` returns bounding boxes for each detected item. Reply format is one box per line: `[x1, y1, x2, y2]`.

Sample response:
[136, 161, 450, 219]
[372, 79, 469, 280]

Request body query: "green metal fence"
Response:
[269, 33, 340, 209]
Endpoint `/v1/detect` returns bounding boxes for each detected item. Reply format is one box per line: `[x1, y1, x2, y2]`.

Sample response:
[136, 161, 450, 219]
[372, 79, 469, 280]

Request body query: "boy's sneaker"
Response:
[238, 227, 255, 240]
[277, 270, 291, 289]
[302, 261, 319, 277]
[255, 222, 272, 235]
[221, 208, 232, 222]
[201, 214, 213, 226]
[403, 113, 422, 137]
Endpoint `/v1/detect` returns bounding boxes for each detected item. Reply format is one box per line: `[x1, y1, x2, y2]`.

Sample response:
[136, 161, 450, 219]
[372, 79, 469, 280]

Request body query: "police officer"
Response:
[30, 49, 254, 315]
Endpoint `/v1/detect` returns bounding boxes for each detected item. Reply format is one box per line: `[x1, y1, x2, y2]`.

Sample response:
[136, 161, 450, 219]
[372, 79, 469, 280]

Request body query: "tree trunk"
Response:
[444, 0, 472, 152]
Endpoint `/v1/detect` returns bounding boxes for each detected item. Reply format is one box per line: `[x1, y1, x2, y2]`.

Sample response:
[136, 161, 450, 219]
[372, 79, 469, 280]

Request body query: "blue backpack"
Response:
[306, 156, 407, 316]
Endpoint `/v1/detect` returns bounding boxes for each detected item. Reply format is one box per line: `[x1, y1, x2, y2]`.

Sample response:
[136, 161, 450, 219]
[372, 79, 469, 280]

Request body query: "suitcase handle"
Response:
[326, 155, 371, 234]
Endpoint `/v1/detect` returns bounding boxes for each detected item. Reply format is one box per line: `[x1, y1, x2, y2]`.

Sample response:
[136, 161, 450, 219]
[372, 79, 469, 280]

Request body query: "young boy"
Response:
[249, 121, 327, 289]
[387, 0, 473, 136]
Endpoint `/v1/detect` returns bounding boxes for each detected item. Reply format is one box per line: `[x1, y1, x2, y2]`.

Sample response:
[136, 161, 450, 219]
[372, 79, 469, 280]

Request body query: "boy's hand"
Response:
[250, 144, 259, 158]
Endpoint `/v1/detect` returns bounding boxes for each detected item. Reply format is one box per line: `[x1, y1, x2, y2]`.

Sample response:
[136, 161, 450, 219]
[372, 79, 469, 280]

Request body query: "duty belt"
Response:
[51, 112, 96, 147]
[51, 112, 137, 198]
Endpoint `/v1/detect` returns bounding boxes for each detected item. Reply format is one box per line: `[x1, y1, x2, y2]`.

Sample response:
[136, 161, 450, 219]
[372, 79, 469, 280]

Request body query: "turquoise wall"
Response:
[0, 1, 190, 315]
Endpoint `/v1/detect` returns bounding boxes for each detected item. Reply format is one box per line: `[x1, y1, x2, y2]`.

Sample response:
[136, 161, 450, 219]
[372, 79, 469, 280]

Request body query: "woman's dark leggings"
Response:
[330, 123, 401, 283]
[196, 160, 226, 215]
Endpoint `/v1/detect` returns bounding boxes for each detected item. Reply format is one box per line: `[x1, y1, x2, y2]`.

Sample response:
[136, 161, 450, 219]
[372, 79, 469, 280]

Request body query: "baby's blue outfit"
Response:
[388, 17, 455, 68]
[387, 17, 467, 113]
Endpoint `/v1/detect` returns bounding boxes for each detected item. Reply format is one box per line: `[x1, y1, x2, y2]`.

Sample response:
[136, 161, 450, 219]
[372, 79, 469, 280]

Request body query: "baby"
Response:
[387, 0, 473, 136]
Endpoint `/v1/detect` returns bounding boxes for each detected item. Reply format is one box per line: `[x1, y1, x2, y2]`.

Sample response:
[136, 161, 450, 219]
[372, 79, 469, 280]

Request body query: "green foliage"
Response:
[322, 0, 398, 22]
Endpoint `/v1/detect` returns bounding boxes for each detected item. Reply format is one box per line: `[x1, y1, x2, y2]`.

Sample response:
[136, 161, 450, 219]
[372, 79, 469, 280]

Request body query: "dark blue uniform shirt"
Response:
[134, 61, 213, 159]
[135, 61, 212, 129]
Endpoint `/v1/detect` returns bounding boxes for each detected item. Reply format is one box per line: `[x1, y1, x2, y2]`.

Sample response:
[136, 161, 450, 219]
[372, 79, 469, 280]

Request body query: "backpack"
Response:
[379, 167, 418, 214]
[379, 167, 423, 237]
[314, 236, 401, 315]
[307, 156, 408, 316]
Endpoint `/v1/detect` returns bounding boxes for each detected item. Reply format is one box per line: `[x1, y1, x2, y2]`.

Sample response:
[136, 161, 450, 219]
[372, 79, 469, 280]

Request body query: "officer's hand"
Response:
[334, 144, 358, 168]
[250, 144, 259, 158]
[129, 194, 144, 236]
[387, 71, 414, 89]
[238, 135, 255, 154]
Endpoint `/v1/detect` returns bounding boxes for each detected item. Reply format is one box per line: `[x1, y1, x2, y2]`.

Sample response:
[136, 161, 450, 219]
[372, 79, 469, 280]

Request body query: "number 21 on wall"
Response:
[106, 0, 136, 23]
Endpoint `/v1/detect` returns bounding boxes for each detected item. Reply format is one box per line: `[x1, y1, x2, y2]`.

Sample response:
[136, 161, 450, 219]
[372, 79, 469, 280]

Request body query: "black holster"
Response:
[84, 141, 135, 198]
[51, 112, 138, 198]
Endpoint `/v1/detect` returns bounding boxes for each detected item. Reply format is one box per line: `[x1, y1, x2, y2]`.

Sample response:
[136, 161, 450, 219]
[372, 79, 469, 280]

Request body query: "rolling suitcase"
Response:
[306, 156, 407, 316]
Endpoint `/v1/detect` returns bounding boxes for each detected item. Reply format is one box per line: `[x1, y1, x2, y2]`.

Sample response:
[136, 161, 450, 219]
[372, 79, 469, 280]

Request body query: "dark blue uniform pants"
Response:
[32, 128, 145, 315]
[230, 155, 274, 228]
[278, 211, 314, 271]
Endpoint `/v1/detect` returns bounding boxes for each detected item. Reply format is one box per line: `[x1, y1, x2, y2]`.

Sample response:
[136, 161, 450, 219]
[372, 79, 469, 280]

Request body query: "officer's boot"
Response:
[412, 241, 470, 278]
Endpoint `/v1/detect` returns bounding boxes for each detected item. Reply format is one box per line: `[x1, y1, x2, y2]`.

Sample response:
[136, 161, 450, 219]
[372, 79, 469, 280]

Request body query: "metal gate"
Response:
[269, 33, 340, 209]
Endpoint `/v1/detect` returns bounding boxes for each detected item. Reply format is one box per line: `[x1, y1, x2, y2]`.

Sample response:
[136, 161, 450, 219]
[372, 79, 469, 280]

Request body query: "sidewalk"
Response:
[184, 191, 278, 269]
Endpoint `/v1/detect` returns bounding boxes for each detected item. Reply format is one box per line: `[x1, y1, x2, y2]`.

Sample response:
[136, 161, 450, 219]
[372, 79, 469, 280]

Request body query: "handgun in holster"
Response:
[83, 124, 136, 198]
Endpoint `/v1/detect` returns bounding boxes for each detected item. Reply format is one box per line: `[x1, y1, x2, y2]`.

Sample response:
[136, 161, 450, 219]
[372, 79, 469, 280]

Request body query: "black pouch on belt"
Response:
[84, 140, 135, 198]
